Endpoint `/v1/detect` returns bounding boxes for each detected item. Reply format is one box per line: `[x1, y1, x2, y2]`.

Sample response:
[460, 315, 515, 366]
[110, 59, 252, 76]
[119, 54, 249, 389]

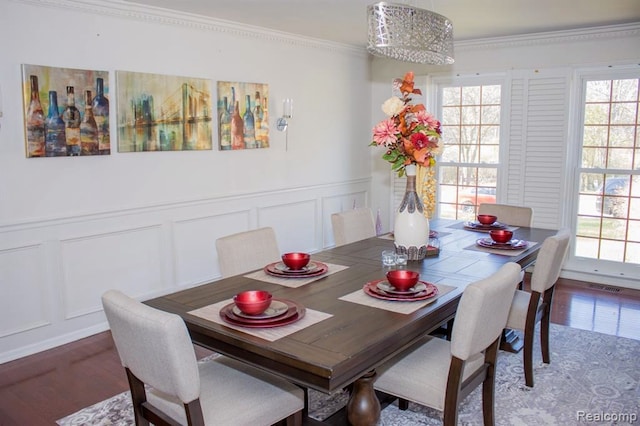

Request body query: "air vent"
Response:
[588, 283, 621, 293]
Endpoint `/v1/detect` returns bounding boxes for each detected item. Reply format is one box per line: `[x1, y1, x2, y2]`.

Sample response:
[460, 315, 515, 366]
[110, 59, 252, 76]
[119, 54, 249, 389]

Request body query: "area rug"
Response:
[57, 324, 640, 425]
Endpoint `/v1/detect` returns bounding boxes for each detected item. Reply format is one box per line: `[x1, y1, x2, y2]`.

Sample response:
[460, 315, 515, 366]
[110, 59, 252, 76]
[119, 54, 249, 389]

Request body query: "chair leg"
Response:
[523, 322, 535, 387]
[482, 340, 499, 426]
[398, 398, 409, 410]
[285, 410, 302, 426]
[541, 310, 551, 365]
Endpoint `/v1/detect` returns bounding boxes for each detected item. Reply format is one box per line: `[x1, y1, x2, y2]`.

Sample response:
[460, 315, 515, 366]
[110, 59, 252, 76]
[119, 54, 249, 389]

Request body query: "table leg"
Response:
[346, 370, 381, 426]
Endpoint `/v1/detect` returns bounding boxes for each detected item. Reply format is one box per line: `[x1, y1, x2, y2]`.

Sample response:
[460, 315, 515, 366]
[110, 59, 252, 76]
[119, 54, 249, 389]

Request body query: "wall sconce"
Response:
[276, 98, 293, 132]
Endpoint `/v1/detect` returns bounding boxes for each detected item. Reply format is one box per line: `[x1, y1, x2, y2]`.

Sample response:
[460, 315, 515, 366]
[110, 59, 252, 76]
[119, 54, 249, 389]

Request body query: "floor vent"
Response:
[588, 283, 621, 293]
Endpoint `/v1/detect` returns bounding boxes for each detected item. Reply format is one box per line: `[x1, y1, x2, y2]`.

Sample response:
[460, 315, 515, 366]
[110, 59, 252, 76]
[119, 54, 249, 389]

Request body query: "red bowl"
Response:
[233, 290, 272, 315]
[477, 214, 498, 225]
[282, 252, 311, 270]
[490, 230, 513, 244]
[386, 270, 420, 292]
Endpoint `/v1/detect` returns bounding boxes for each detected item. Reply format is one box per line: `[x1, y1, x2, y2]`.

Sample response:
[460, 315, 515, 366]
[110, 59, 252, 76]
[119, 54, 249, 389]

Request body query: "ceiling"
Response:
[126, 0, 640, 46]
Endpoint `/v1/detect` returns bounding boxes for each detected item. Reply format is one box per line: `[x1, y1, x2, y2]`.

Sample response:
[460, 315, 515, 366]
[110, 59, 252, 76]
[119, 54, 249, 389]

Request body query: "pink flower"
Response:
[372, 119, 398, 147]
[410, 132, 429, 149]
[415, 110, 440, 131]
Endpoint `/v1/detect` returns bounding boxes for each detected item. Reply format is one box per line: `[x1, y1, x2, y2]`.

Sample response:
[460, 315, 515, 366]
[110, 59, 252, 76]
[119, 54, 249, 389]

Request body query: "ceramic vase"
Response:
[394, 164, 430, 260]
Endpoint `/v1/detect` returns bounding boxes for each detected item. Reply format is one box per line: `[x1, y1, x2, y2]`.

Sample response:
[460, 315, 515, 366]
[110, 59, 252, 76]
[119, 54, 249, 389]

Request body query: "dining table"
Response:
[145, 218, 557, 425]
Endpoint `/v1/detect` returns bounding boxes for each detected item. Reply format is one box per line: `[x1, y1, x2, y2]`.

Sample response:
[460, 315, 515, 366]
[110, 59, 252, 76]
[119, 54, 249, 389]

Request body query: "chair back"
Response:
[216, 227, 280, 277]
[478, 203, 533, 227]
[102, 289, 200, 404]
[530, 228, 571, 293]
[451, 262, 521, 360]
[331, 208, 376, 246]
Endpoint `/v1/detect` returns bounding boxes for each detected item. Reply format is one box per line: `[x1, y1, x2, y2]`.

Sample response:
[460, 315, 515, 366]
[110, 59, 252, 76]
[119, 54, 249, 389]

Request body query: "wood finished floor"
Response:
[1, 276, 639, 426]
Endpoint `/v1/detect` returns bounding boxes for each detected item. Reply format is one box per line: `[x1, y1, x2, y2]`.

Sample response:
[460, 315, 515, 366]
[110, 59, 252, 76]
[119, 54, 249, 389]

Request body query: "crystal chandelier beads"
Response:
[367, 2, 454, 65]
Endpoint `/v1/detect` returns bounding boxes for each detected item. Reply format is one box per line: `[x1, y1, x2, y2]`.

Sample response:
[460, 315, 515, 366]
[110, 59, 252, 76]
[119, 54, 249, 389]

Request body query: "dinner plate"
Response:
[376, 281, 427, 296]
[274, 261, 321, 274]
[464, 221, 508, 231]
[220, 299, 305, 327]
[364, 279, 438, 302]
[264, 261, 328, 278]
[232, 299, 289, 319]
[476, 238, 528, 250]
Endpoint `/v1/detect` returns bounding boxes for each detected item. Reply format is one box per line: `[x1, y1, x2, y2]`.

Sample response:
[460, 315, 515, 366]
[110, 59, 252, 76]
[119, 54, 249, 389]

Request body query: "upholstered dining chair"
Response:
[505, 228, 571, 387]
[215, 227, 281, 278]
[102, 289, 304, 426]
[374, 262, 522, 426]
[331, 207, 376, 246]
[478, 203, 534, 227]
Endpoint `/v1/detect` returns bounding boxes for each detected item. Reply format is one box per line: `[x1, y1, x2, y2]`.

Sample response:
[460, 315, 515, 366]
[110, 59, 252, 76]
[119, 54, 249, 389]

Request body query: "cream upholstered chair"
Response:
[505, 228, 571, 387]
[374, 262, 521, 426]
[215, 227, 281, 278]
[102, 290, 304, 426]
[478, 203, 534, 227]
[331, 208, 376, 246]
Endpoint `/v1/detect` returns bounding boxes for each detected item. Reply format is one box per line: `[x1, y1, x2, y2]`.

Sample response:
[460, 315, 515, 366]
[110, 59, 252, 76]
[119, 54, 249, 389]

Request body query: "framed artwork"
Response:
[217, 81, 269, 150]
[21, 64, 110, 158]
[116, 71, 212, 152]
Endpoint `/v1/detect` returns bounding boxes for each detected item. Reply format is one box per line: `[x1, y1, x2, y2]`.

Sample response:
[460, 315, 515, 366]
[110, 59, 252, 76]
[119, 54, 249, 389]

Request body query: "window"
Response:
[437, 83, 502, 221]
[575, 77, 640, 265]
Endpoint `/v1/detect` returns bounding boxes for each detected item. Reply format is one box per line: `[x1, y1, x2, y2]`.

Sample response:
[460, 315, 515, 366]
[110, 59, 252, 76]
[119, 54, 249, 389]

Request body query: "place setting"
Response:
[264, 252, 329, 278]
[363, 270, 439, 302]
[467, 229, 537, 256]
[463, 214, 511, 232]
[188, 289, 333, 341]
[245, 252, 349, 288]
[218, 290, 305, 328]
[340, 269, 456, 314]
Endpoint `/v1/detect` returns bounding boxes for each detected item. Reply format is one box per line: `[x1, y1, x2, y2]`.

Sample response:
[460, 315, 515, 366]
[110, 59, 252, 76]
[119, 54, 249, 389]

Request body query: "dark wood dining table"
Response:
[145, 218, 557, 425]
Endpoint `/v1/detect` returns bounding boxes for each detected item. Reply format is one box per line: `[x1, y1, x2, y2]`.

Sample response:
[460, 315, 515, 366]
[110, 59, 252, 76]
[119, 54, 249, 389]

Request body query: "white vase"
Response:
[394, 164, 430, 260]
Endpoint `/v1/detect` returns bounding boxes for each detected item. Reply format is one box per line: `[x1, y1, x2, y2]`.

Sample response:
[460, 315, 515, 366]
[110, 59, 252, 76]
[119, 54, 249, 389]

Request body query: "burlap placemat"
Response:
[464, 241, 538, 257]
[188, 299, 333, 342]
[338, 283, 457, 314]
[244, 262, 349, 288]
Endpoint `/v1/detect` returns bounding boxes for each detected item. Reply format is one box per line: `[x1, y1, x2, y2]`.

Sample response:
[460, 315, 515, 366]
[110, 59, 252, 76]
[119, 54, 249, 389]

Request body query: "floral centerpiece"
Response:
[371, 71, 443, 178]
[370, 72, 443, 260]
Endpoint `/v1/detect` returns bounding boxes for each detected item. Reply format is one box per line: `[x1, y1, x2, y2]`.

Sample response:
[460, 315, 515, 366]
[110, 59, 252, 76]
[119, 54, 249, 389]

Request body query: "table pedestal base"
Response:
[346, 370, 380, 426]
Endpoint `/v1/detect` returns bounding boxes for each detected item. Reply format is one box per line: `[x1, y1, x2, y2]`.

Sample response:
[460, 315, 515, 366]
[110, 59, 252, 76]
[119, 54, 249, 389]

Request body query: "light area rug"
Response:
[57, 324, 640, 425]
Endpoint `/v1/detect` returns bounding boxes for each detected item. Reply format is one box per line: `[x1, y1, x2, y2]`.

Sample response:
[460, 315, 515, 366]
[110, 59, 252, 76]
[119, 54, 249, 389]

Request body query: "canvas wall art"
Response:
[217, 81, 269, 150]
[116, 71, 212, 152]
[21, 64, 110, 158]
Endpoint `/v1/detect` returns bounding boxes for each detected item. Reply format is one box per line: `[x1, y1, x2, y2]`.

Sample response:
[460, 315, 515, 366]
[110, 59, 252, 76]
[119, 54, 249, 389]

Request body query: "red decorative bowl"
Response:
[386, 270, 420, 292]
[490, 230, 513, 244]
[233, 290, 272, 315]
[282, 252, 311, 270]
[477, 214, 498, 225]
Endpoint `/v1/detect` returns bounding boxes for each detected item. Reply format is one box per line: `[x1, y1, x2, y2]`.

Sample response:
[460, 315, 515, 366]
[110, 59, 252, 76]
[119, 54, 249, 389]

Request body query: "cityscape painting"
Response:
[21, 64, 110, 158]
[116, 71, 213, 152]
[217, 81, 269, 150]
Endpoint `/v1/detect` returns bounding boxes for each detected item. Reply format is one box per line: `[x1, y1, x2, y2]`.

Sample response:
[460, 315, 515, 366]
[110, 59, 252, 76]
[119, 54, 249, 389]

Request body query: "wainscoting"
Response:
[0, 178, 371, 363]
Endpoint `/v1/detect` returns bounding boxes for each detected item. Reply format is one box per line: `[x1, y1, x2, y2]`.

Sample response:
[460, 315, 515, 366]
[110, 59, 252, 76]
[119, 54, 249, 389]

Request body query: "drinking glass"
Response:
[381, 250, 396, 266]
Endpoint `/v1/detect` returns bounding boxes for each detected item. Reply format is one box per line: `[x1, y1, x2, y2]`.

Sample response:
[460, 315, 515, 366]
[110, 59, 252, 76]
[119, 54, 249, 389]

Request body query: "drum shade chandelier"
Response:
[367, 2, 454, 64]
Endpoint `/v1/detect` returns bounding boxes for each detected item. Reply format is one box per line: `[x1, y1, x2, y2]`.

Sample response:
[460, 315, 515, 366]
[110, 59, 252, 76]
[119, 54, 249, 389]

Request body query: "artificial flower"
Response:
[370, 72, 443, 177]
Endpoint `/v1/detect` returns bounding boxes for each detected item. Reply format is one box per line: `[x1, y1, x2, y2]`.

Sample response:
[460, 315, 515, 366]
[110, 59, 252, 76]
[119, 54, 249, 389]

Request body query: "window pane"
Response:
[576, 77, 640, 264]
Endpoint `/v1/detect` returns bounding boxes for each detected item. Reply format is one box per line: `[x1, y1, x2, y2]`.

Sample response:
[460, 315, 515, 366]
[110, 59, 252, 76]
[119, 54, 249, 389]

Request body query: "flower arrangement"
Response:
[370, 71, 443, 177]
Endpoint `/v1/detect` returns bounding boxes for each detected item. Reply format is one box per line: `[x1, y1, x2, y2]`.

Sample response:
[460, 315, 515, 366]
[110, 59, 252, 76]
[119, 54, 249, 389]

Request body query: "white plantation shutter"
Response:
[506, 70, 570, 229]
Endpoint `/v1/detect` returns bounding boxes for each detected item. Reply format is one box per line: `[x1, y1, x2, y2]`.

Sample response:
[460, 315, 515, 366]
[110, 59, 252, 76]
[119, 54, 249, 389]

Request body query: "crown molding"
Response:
[11, 0, 368, 57]
[455, 23, 640, 51]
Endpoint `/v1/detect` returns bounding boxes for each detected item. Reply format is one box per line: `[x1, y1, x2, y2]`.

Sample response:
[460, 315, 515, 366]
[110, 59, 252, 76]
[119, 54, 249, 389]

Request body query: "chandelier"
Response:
[367, 2, 454, 65]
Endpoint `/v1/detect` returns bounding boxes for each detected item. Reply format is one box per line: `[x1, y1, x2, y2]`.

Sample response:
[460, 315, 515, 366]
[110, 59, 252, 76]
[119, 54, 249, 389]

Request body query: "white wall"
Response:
[0, 0, 372, 362]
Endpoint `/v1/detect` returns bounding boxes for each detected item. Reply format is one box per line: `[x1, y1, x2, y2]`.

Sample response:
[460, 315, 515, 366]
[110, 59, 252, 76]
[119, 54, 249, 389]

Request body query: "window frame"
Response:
[565, 65, 640, 282]
[429, 73, 510, 219]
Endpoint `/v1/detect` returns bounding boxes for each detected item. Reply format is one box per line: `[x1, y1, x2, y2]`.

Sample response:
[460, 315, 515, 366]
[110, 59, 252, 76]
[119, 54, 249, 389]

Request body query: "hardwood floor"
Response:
[1, 277, 639, 426]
